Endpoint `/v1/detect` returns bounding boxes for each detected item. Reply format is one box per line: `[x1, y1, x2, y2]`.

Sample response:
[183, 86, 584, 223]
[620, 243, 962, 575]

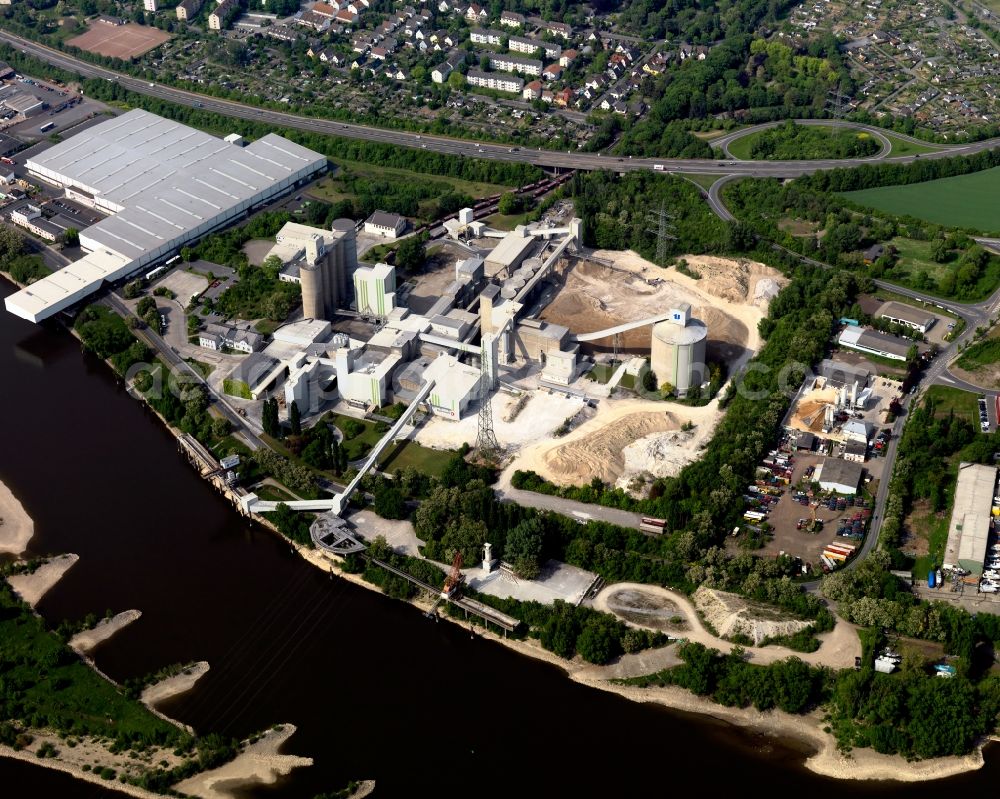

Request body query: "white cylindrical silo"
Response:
[650, 317, 708, 395]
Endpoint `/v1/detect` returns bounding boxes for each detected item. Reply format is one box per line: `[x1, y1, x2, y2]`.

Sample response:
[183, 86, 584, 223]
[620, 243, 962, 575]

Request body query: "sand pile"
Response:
[7, 553, 79, 606]
[69, 610, 142, 654]
[693, 586, 812, 645]
[0, 480, 33, 556]
[618, 425, 711, 482]
[142, 661, 210, 707]
[173, 724, 312, 799]
[541, 411, 679, 485]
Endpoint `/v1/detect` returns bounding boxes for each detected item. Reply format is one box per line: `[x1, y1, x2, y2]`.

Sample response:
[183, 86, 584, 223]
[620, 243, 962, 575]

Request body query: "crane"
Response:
[441, 551, 464, 600]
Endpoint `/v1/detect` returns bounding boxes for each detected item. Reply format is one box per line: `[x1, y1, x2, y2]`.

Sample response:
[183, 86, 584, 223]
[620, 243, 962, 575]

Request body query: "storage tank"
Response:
[523, 257, 543, 272]
[650, 304, 708, 395]
[299, 261, 326, 321]
[331, 218, 357, 301]
[500, 283, 518, 299]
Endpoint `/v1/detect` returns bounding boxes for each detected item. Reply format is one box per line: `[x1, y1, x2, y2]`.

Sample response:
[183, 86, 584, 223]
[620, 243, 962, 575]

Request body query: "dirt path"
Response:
[593, 582, 861, 669]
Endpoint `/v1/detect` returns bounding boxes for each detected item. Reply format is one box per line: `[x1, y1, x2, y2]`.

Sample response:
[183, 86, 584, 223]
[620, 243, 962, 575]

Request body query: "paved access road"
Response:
[4, 30, 1000, 179]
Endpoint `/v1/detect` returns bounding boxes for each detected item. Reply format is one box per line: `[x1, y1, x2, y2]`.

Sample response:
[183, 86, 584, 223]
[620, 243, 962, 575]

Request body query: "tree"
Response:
[498, 192, 524, 215]
[504, 518, 544, 579]
[374, 481, 407, 519]
[289, 401, 301, 436]
[395, 235, 426, 274]
[63, 228, 80, 247]
[576, 614, 623, 664]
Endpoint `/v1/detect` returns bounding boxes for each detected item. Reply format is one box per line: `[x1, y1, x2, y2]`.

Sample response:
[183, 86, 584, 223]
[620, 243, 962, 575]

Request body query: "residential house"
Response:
[553, 87, 572, 106]
[500, 10, 524, 27]
[487, 52, 542, 76]
[542, 20, 571, 39]
[297, 11, 331, 31]
[559, 49, 577, 67]
[199, 323, 264, 353]
[466, 68, 524, 93]
[470, 28, 503, 46]
[175, 0, 203, 21]
[465, 3, 487, 22]
[522, 79, 542, 100]
[312, 2, 339, 17]
[208, 0, 240, 31]
[336, 8, 358, 24]
[542, 63, 562, 81]
[437, 0, 451, 11]
[432, 61, 453, 83]
[364, 210, 407, 238]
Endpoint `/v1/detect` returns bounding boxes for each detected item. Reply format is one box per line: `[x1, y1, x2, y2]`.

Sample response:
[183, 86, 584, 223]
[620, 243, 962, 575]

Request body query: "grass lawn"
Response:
[255, 484, 297, 502]
[212, 435, 253, 459]
[883, 237, 1000, 301]
[332, 414, 388, 461]
[184, 358, 214, 378]
[923, 385, 981, 426]
[726, 130, 764, 161]
[677, 172, 721, 192]
[482, 210, 536, 230]
[307, 160, 511, 207]
[586, 361, 622, 384]
[778, 217, 820, 236]
[911, 504, 950, 581]
[956, 327, 1000, 370]
[378, 440, 456, 478]
[254, 319, 280, 335]
[883, 133, 944, 157]
[843, 167, 1000, 232]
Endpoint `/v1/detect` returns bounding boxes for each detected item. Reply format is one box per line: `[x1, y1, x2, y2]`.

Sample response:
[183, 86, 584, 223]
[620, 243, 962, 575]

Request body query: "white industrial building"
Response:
[943, 463, 997, 576]
[363, 210, 406, 238]
[5, 109, 326, 323]
[814, 459, 864, 495]
[878, 301, 935, 334]
[354, 262, 396, 318]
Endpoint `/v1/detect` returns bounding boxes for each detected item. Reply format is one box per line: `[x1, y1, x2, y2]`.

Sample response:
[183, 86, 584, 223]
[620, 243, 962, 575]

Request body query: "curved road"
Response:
[3, 30, 1000, 179]
[711, 119, 897, 161]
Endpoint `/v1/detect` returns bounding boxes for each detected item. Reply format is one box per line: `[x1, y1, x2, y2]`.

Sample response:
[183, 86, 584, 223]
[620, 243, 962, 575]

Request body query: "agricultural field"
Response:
[843, 167, 1000, 232]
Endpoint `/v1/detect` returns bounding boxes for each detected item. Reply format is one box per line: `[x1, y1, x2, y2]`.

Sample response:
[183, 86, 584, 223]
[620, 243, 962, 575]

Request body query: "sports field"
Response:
[843, 166, 1000, 232]
[68, 23, 170, 60]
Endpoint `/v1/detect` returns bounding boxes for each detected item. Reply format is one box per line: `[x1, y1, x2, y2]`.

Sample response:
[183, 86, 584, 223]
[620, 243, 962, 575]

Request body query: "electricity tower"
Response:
[826, 88, 851, 120]
[475, 334, 501, 460]
[646, 205, 677, 266]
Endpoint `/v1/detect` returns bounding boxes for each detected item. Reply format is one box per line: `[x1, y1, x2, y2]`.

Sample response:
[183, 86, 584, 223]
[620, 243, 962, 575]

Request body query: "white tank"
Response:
[523, 258, 543, 272]
[650, 317, 708, 395]
[500, 284, 518, 299]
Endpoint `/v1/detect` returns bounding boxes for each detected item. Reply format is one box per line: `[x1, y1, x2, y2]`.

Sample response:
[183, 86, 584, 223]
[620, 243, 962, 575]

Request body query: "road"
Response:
[710, 119, 897, 161]
[5, 30, 1000, 179]
[103, 291, 266, 451]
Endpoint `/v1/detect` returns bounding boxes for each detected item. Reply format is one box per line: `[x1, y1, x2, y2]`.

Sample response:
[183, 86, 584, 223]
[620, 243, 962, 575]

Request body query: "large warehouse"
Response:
[943, 462, 997, 577]
[5, 109, 327, 323]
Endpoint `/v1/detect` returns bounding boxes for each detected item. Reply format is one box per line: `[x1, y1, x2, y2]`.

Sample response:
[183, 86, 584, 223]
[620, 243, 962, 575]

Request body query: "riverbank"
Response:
[141, 661, 210, 708]
[69, 609, 142, 654]
[7, 553, 79, 606]
[173, 724, 312, 799]
[288, 537, 991, 782]
[0, 478, 33, 556]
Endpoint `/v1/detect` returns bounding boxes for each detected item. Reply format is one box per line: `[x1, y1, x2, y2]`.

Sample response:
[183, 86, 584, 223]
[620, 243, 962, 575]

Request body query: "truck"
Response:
[653, 164, 665, 171]
[874, 656, 897, 674]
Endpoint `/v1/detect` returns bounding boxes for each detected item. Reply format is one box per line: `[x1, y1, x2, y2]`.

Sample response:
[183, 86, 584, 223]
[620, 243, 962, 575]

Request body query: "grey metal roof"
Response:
[27, 109, 326, 261]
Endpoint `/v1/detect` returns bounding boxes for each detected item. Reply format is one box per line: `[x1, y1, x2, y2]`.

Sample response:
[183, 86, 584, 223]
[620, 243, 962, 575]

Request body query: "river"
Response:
[2, 278, 999, 798]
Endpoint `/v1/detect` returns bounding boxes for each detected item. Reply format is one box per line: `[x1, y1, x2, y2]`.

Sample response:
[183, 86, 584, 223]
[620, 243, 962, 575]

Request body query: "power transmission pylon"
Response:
[646, 205, 676, 266]
[475, 340, 501, 460]
[827, 88, 851, 120]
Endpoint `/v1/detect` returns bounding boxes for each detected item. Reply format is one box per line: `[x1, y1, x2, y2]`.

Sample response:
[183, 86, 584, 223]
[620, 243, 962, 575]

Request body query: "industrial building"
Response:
[943, 463, 997, 577]
[198, 323, 263, 353]
[878, 301, 935, 334]
[814, 459, 864, 495]
[650, 304, 708, 396]
[269, 220, 354, 320]
[837, 326, 912, 361]
[363, 210, 406, 239]
[5, 109, 326, 323]
[485, 226, 537, 275]
[354, 262, 396, 318]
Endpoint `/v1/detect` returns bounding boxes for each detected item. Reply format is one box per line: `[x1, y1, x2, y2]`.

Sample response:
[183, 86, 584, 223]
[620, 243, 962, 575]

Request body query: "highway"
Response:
[4, 30, 1000, 179]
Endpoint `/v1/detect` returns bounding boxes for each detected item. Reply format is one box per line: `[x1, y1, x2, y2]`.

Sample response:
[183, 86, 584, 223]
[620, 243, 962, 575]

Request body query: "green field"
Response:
[922, 385, 980, 425]
[0, 581, 184, 747]
[378, 440, 457, 478]
[843, 167, 1000, 231]
[726, 124, 878, 161]
[883, 133, 943, 157]
[677, 172, 720, 192]
[726, 130, 766, 161]
[956, 327, 1000, 370]
[482, 210, 536, 230]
